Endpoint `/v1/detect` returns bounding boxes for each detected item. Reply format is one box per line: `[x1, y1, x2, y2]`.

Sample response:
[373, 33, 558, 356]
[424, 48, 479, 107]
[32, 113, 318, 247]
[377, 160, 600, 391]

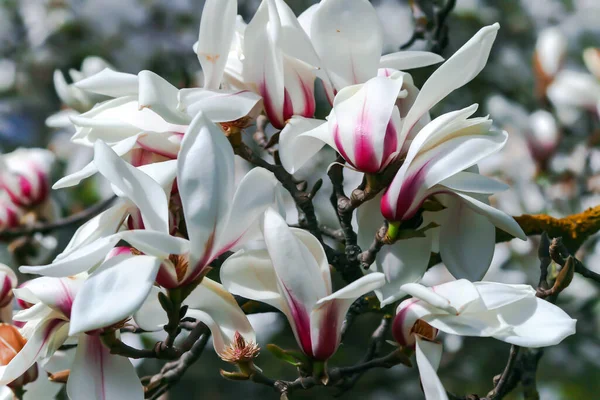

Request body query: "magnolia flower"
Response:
[23, 112, 279, 299]
[279, 23, 500, 174]
[239, 0, 323, 129]
[391, 280, 576, 400]
[378, 105, 526, 294]
[0, 149, 55, 209]
[0, 275, 145, 399]
[548, 47, 600, 125]
[221, 208, 385, 361]
[54, 67, 261, 188]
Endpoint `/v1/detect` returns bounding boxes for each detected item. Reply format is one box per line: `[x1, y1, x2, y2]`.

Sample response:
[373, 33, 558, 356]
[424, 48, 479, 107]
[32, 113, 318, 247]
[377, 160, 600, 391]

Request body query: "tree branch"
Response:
[0, 196, 117, 240]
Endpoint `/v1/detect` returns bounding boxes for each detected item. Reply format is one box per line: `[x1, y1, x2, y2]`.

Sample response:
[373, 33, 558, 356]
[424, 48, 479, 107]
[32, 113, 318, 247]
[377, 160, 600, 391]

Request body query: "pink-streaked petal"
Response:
[67, 334, 143, 400]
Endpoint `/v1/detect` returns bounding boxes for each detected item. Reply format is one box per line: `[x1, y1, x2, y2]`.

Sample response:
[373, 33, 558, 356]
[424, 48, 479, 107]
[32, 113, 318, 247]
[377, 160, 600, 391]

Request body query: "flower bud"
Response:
[0, 324, 38, 388]
[0, 149, 55, 209]
[583, 48, 600, 80]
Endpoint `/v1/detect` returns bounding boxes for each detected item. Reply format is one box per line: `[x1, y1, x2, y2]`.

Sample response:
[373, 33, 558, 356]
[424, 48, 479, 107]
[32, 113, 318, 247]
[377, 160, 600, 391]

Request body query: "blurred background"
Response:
[1, 0, 599, 398]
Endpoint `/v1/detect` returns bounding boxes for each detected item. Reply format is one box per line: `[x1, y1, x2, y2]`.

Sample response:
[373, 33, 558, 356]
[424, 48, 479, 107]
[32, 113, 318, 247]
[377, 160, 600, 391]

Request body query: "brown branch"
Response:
[0, 196, 117, 241]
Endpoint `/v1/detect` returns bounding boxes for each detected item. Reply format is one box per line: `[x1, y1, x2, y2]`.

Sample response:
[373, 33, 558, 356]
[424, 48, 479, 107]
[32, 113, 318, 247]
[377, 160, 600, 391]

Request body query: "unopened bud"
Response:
[0, 149, 54, 209]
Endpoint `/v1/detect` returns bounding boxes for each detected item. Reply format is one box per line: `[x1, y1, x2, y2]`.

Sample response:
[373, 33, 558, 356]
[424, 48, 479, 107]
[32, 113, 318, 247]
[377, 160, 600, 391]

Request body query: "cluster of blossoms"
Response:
[0, 0, 580, 399]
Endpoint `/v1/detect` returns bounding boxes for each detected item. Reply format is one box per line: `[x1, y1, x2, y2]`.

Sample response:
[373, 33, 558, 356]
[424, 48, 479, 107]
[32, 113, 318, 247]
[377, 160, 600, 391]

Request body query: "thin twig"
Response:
[0, 196, 117, 240]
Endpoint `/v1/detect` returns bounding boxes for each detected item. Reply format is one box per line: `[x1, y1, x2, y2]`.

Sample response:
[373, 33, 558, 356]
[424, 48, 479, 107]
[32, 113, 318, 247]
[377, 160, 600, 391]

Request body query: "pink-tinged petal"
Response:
[282, 55, 317, 120]
[379, 51, 444, 71]
[69, 254, 161, 335]
[0, 318, 68, 385]
[311, 273, 385, 360]
[0, 264, 17, 309]
[67, 334, 143, 400]
[94, 141, 170, 233]
[415, 336, 448, 400]
[14, 277, 82, 319]
[310, 0, 383, 90]
[0, 198, 22, 230]
[135, 132, 182, 160]
[244, 0, 286, 128]
[196, 0, 237, 90]
[177, 112, 234, 276]
[401, 24, 499, 140]
[201, 168, 280, 284]
[279, 116, 327, 174]
[184, 278, 255, 356]
[327, 76, 404, 172]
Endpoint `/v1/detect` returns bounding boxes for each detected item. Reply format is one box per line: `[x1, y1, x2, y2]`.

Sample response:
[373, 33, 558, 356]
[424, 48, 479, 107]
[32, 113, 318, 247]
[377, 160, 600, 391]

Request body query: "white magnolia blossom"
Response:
[222, 208, 385, 361]
[391, 280, 577, 400]
[278, 23, 498, 175]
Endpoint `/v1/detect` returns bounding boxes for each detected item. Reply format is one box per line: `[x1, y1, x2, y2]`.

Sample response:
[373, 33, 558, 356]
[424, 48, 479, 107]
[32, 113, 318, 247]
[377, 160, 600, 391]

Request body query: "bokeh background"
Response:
[1, 0, 599, 398]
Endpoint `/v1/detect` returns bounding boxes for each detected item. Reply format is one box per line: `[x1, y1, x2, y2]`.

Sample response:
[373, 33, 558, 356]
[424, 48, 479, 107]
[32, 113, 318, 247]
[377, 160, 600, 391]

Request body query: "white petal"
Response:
[379, 51, 444, 71]
[118, 230, 189, 258]
[178, 88, 262, 122]
[438, 196, 496, 281]
[438, 172, 509, 194]
[185, 278, 255, 355]
[450, 192, 526, 240]
[20, 235, 122, 277]
[262, 208, 328, 311]
[401, 24, 499, 138]
[177, 112, 234, 273]
[133, 286, 168, 332]
[69, 255, 161, 335]
[215, 167, 280, 258]
[94, 141, 169, 233]
[75, 68, 139, 97]
[197, 0, 237, 89]
[57, 202, 129, 260]
[415, 336, 448, 400]
[279, 116, 327, 173]
[52, 134, 141, 189]
[138, 70, 189, 125]
[310, 0, 383, 90]
[220, 248, 287, 312]
[67, 334, 143, 400]
[494, 296, 576, 347]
